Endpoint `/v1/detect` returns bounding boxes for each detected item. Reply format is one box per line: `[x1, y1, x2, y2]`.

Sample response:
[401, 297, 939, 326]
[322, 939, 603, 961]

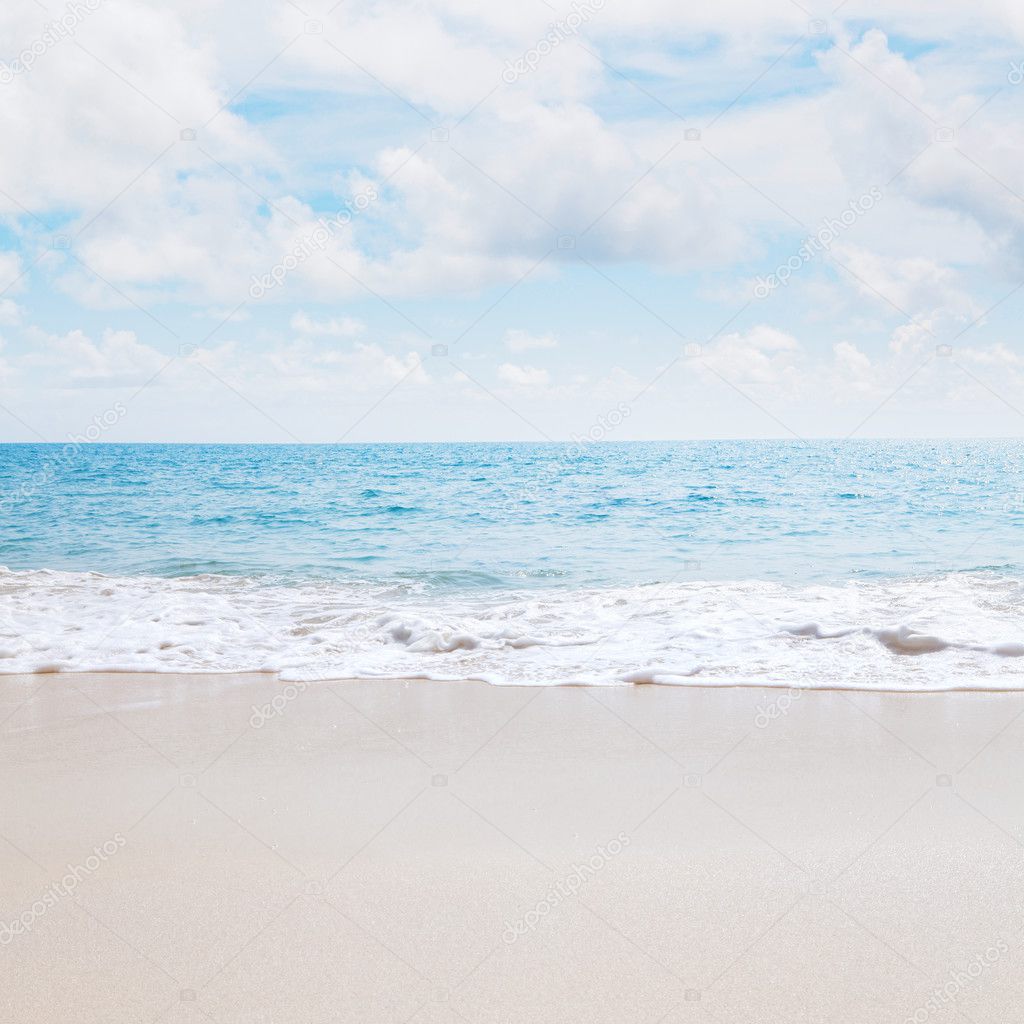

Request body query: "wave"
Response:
[1, 568, 1023, 689]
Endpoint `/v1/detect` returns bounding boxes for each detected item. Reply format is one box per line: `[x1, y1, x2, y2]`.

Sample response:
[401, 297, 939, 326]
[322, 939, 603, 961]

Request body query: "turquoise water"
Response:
[1, 440, 1021, 586]
[2, 441, 1023, 686]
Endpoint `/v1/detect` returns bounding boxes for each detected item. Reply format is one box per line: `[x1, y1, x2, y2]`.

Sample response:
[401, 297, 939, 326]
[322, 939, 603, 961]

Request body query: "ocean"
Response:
[2, 440, 1023, 688]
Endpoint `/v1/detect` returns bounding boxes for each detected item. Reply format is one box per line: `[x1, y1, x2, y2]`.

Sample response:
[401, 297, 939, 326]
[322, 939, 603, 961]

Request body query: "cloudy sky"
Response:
[2, 0, 1024, 441]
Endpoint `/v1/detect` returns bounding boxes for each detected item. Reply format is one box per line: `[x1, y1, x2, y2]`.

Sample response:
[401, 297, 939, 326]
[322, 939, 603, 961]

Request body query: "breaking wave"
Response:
[2, 567, 1024, 690]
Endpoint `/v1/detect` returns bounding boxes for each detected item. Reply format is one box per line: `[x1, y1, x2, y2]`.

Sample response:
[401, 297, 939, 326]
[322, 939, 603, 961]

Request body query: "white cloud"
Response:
[198, 339, 430, 395]
[833, 340, 872, 375]
[498, 362, 551, 388]
[958, 342, 1024, 367]
[3, 3, 1024, 438]
[1, 7, 1017, 311]
[0, 300, 23, 326]
[700, 325, 803, 388]
[199, 306, 251, 322]
[24, 327, 166, 387]
[835, 245, 974, 319]
[0, 253, 23, 294]
[290, 311, 365, 337]
[504, 328, 557, 352]
[831, 340, 879, 396]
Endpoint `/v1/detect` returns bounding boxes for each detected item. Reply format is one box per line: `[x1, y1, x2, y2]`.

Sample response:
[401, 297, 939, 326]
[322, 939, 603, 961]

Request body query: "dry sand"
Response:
[2, 672, 1024, 1023]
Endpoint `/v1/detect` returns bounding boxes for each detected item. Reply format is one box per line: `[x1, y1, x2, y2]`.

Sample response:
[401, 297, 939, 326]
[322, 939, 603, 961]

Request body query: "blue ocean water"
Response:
[2, 441, 1023, 687]
[0, 440, 1021, 586]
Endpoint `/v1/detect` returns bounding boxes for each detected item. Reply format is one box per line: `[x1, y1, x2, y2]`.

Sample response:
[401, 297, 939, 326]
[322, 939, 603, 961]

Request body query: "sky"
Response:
[2, 0, 1024, 442]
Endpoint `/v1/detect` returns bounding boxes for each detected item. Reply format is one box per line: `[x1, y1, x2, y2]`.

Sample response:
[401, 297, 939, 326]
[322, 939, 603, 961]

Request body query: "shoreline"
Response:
[8, 668, 1024, 693]
[4, 673, 1024, 1021]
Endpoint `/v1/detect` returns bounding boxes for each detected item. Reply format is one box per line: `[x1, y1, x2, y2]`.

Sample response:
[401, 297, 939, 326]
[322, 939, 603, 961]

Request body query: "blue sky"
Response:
[2, 0, 1024, 441]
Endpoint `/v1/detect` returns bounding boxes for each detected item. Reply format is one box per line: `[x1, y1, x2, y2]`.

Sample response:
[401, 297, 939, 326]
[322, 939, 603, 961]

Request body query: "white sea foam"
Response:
[1, 567, 1024, 689]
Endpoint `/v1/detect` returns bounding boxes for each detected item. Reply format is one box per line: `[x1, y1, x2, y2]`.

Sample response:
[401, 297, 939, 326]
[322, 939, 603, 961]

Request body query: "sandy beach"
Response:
[6, 0, 1024, 1015]
[2, 673, 1023, 1023]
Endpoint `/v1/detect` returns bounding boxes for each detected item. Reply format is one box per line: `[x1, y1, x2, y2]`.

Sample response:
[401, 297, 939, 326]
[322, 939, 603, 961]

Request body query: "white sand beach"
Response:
[2, 673, 1024, 1023]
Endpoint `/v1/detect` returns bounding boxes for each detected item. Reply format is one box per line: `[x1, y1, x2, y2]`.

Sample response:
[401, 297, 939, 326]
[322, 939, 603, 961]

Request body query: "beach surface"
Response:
[2, 672, 1024, 1023]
